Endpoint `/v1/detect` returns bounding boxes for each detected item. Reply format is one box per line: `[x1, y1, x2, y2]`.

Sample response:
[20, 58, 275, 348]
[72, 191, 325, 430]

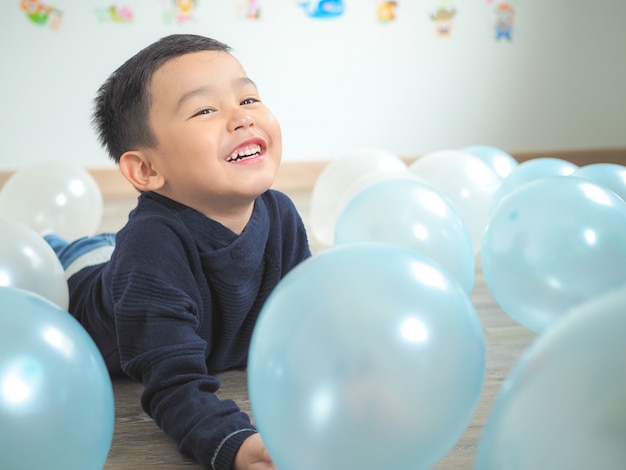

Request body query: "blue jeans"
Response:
[45, 233, 116, 280]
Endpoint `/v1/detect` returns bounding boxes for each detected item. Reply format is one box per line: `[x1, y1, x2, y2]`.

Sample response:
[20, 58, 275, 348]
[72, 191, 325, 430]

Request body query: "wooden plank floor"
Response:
[99, 190, 537, 469]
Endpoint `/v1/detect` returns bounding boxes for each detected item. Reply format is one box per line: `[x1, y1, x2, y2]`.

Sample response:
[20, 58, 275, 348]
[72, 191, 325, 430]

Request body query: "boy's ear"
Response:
[119, 151, 165, 192]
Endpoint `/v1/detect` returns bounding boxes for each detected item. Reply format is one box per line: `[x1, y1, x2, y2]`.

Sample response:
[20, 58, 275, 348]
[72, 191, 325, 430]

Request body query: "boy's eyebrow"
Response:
[236, 77, 258, 89]
[176, 77, 258, 111]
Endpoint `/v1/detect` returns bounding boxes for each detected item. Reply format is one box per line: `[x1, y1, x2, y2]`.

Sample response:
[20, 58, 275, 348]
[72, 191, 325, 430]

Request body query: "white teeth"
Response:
[227, 144, 261, 162]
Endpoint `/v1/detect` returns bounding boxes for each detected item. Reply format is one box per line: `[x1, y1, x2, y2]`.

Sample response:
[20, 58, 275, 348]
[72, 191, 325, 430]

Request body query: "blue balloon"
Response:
[335, 178, 475, 293]
[0, 287, 114, 470]
[248, 243, 485, 470]
[574, 162, 626, 202]
[475, 284, 626, 469]
[490, 157, 578, 214]
[462, 145, 518, 180]
[482, 175, 626, 332]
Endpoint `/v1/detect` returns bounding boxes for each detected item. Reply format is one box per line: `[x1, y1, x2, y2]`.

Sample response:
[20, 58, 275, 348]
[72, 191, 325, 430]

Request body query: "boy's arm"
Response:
[112, 270, 255, 470]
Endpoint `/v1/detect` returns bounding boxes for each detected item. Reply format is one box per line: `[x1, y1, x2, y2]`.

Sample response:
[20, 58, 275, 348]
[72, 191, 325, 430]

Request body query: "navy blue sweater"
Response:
[67, 190, 311, 470]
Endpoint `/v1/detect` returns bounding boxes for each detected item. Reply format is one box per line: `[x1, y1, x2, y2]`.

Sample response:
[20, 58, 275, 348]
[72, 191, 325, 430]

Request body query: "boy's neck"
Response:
[199, 198, 256, 235]
[152, 190, 257, 235]
[212, 204, 254, 235]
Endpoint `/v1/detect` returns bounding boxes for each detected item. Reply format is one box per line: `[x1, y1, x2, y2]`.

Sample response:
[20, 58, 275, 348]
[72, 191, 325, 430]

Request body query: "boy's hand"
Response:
[233, 433, 277, 470]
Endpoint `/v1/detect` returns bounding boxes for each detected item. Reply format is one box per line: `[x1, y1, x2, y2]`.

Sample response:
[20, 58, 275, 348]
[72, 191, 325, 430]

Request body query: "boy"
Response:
[46, 34, 311, 470]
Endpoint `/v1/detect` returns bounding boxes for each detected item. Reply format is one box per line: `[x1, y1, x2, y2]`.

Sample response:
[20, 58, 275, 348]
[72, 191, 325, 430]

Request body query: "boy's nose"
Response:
[230, 112, 255, 132]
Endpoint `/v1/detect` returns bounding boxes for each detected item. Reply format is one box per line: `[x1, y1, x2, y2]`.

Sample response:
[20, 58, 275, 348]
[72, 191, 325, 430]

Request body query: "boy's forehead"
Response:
[147, 50, 252, 108]
[150, 51, 248, 93]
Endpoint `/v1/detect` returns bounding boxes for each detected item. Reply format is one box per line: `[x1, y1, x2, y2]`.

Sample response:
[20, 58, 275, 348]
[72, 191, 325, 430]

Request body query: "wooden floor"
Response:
[100, 189, 537, 470]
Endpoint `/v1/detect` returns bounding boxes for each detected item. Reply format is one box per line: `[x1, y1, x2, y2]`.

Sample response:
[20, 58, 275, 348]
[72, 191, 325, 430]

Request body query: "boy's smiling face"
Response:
[139, 50, 282, 220]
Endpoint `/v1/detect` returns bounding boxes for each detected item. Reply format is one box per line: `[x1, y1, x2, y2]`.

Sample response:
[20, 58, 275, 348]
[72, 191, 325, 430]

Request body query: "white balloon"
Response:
[339, 169, 421, 218]
[310, 148, 407, 246]
[409, 150, 500, 253]
[0, 160, 103, 240]
[462, 145, 519, 180]
[0, 216, 69, 310]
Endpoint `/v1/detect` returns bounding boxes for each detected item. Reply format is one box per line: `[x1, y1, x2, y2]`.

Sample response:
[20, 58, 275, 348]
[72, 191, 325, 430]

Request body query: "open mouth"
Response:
[226, 144, 262, 163]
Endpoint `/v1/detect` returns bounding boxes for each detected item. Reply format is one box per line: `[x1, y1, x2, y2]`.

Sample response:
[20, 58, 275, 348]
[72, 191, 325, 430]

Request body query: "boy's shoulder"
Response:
[261, 188, 298, 211]
[116, 192, 193, 246]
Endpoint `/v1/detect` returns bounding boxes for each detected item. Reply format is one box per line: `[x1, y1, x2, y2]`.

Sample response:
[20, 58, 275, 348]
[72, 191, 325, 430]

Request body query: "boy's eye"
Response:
[193, 108, 215, 117]
[241, 97, 259, 105]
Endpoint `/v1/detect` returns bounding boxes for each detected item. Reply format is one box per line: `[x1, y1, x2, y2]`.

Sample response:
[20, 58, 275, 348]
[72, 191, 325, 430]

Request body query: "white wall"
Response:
[1, 1, 625, 170]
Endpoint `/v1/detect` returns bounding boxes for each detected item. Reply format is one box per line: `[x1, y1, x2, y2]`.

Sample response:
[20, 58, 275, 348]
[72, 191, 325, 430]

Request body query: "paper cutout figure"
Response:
[20, 0, 62, 29]
[162, 0, 196, 23]
[95, 5, 134, 23]
[431, 6, 456, 37]
[298, 0, 345, 19]
[494, 2, 515, 41]
[377, 1, 397, 23]
[245, 0, 261, 19]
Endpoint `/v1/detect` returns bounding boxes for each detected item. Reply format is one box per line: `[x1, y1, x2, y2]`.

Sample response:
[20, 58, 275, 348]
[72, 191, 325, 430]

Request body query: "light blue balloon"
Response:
[462, 145, 518, 179]
[0, 287, 114, 470]
[249, 243, 485, 470]
[335, 178, 475, 293]
[490, 157, 578, 214]
[482, 175, 626, 332]
[574, 162, 626, 202]
[475, 284, 626, 470]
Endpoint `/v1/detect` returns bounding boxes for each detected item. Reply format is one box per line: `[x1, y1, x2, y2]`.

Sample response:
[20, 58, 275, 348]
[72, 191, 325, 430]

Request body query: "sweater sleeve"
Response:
[108, 224, 256, 470]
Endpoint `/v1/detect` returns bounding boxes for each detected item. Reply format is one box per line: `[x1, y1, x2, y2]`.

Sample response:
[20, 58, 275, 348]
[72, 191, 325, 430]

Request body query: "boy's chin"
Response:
[246, 170, 278, 194]
[248, 180, 276, 197]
